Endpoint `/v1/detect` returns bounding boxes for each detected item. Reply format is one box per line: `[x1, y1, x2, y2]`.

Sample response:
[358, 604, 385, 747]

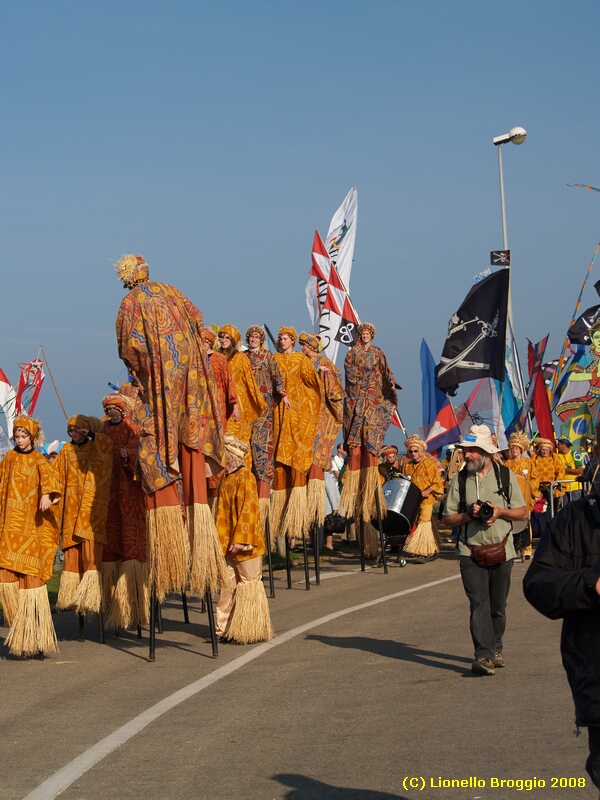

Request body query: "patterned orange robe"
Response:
[224, 351, 266, 448]
[54, 435, 113, 548]
[116, 281, 223, 493]
[402, 457, 444, 523]
[273, 351, 321, 474]
[0, 450, 61, 583]
[310, 353, 345, 471]
[504, 456, 538, 509]
[215, 465, 265, 560]
[209, 351, 238, 430]
[531, 453, 566, 497]
[101, 419, 147, 561]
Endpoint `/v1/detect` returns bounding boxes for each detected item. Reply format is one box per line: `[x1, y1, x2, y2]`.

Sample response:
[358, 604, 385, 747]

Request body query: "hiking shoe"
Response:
[493, 653, 505, 668]
[471, 658, 495, 676]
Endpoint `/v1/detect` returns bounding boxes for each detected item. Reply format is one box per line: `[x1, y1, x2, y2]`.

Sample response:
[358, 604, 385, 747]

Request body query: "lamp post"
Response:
[493, 126, 527, 251]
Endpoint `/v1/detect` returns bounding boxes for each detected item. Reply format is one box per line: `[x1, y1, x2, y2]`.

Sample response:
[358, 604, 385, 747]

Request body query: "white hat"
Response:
[458, 424, 500, 455]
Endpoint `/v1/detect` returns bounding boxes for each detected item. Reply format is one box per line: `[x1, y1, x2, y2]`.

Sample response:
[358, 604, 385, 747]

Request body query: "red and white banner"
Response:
[15, 358, 45, 416]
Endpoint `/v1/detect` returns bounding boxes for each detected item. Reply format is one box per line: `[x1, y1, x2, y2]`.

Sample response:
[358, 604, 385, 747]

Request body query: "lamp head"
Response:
[509, 126, 527, 144]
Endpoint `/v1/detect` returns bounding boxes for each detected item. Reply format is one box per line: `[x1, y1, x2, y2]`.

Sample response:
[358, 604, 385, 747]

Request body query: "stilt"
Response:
[200, 597, 206, 614]
[264, 513, 275, 598]
[148, 586, 156, 662]
[285, 536, 292, 589]
[359, 520, 366, 572]
[38, 650, 44, 661]
[182, 592, 190, 624]
[156, 598, 163, 634]
[137, 624, 142, 639]
[98, 606, 105, 644]
[313, 524, 322, 586]
[375, 487, 388, 575]
[302, 535, 311, 590]
[78, 612, 85, 642]
[204, 591, 219, 658]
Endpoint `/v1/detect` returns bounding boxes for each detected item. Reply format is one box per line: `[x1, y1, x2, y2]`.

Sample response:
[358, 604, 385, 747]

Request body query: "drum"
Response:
[374, 475, 422, 545]
[512, 474, 532, 535]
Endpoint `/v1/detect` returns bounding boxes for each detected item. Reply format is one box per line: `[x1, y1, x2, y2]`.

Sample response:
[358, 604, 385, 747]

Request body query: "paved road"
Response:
[0, 548, 594, 800]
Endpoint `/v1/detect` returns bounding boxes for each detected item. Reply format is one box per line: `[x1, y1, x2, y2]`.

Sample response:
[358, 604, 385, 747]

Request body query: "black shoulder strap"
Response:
[458, 468, 468, 512]
[492, 461, 511, 506]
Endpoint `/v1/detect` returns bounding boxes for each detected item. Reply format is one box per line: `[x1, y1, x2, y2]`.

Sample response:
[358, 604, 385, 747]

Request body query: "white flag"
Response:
[0, 368, 16, 438]
[305, 187, 358, 364]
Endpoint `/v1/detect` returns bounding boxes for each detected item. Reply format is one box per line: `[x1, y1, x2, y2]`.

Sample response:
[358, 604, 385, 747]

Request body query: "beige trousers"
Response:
[216, 555, 262, 636]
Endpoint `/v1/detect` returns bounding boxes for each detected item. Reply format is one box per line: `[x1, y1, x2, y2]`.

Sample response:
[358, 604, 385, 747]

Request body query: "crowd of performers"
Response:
[374, 428, 589, 564]
[0, 254, 401, 658]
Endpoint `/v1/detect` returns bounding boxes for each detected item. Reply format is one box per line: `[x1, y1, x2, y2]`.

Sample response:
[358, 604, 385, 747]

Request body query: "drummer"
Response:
[504, 432, 537, 558]
[401, 435, 444, 563]
[378, 444, 400, 481]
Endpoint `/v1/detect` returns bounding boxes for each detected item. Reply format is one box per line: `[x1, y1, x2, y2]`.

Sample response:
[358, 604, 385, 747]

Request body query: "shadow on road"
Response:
[273, 773, 409, 799]
[305, 634, 472, 675]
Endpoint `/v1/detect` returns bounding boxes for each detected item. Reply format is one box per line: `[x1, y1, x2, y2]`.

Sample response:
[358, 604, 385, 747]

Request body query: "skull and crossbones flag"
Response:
[435, 269, 509, 395]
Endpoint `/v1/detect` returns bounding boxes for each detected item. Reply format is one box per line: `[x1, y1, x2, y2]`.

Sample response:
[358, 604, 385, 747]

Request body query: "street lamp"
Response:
[493, 126, 527, 250]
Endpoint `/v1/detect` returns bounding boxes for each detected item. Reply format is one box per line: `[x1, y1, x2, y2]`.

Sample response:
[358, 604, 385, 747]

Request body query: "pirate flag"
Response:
[435, 269, 509, 395]
[567, 304, 600, 345]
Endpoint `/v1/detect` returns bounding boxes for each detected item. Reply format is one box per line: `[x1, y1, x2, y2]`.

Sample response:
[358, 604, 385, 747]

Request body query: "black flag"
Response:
[435, 269, 509, 395]
[567, 304, 600, 345]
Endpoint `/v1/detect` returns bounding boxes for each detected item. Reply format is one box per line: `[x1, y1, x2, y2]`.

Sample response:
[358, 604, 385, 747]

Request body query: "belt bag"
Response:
[467, 533, 509, 567]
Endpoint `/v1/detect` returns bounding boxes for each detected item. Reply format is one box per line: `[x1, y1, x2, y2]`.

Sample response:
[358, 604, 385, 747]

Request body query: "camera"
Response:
[477, 500, 494, 521]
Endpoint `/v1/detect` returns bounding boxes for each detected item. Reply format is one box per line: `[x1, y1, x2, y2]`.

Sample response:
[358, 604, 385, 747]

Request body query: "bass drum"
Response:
[374, 475, 422, 545]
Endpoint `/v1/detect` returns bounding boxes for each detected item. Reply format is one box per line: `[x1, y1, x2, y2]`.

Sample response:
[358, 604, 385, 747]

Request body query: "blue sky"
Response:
[1, 1, 599, 447]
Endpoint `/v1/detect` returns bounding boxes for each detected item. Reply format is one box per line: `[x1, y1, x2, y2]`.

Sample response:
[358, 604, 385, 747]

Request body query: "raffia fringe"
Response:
[281, 486, 308, 540]
[101, 560, 121, 613]
[105, 559, 149, 629]
[269, 488, 288, 539]
[360, 465, 387, 524]
[188, 503, 229, 596]
[224, 578, 275, 644]
[0, 579, 20, 626]
[71, 569, 102, 615]
[147, 505, 189, 603]
[306, 478, 325, 528]
[403, 521, 438, 557]
[338, 469, 360, 519]
[275, 535, 286, 558]
[6, 585, 58, 657]
[56, 570, 81, 610]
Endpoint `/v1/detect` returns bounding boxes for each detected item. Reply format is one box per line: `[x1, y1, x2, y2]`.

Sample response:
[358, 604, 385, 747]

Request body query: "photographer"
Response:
[443, 425, 527, 676]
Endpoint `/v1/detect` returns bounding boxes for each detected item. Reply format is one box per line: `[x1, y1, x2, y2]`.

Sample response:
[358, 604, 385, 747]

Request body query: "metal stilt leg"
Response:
[285, 536, 292, 589]
[264, 513, 275, 598]
[78, 612, 85, 642]
[205, 591, 219, 657]
[359, 520, 366, 572]
[302, 535, 311, 590]
[148, 586, 156, 661]
[98, 606, 106, 643]
[313, 524, 322, 586]
[182, 591, 190, 624]
[375, 488, 388, 574]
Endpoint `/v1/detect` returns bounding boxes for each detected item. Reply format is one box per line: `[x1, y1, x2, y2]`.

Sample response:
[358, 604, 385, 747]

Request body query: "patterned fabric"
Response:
[54, 435, 113, 547]
[402, 458, 444, 504]
[0, 450, 61, 582]
[273, 351, 321, 474]
[215, 466, 265, 561]
[343, 343, 397, 455]
[116, 281, 223, 493]
[101, 419, 147, 561]
[225, 351, 266, 448]
[246, 349, 285, 485]
[531, 453, 566, 496]
[209, 351, 239, 429]
[504, 456, 539, 506]
[311, 353, 345, 471]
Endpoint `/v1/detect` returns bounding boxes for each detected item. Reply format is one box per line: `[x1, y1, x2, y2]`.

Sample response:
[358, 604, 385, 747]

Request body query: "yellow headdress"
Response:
[13, 416, 44, 446]
[299, 331, 321, 352]
[278, 326, 297, 343]
[358, 322, 376, 339]
[115, 254, 149, 289]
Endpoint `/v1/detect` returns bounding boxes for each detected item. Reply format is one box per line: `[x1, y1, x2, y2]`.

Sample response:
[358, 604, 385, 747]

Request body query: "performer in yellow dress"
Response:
[271, 327, 321, 545]
[0, 417, 61, 656]
[504, 432, 537, 558]
[401, 435, 444, 560]
[215, 437, 274, 644]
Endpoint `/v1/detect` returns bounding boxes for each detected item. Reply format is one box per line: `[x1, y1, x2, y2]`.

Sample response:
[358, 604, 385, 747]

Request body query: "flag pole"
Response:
[39, 344, 69, 421]
[550, 242, 600, 398]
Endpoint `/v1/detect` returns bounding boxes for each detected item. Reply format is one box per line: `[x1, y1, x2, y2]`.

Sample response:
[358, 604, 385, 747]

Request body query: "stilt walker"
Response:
[114, 254, 227, 610]
[271, 327, 321, 550]
[54, 415, 113, 617]
[339, 323, 398, 526]
[0, 417, 61, 657]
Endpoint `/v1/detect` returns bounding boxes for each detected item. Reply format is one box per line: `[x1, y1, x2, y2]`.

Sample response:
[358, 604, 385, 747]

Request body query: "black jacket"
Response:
[523, 494, 600, 727]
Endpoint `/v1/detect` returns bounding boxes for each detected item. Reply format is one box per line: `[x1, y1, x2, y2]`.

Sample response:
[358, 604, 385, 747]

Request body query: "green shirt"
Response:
[445, 465, 526, 560]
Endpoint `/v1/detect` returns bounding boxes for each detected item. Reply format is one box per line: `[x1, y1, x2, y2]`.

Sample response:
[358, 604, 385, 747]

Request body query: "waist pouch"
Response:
[467, 533, 509, 567]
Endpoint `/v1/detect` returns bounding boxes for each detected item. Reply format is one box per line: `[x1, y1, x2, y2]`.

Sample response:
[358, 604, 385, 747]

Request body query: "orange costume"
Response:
[0, 416, 61, 656]
[299, 332, 346, 528]
[54, 415, 113, 616]
[100, 394, 148, 629]
[215, 438, 273, 644]
[115, 254, 226, 602]
[401, 436, 444, 559]
[271, 327, 321, 542]
[219, 325, 266, 450]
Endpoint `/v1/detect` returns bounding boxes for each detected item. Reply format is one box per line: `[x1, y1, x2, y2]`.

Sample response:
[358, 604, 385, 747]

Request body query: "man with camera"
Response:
[443, 425, 528, 676]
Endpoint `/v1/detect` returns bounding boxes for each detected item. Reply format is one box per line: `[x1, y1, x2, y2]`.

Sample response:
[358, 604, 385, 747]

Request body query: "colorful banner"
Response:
[15, 358, 45, 416]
